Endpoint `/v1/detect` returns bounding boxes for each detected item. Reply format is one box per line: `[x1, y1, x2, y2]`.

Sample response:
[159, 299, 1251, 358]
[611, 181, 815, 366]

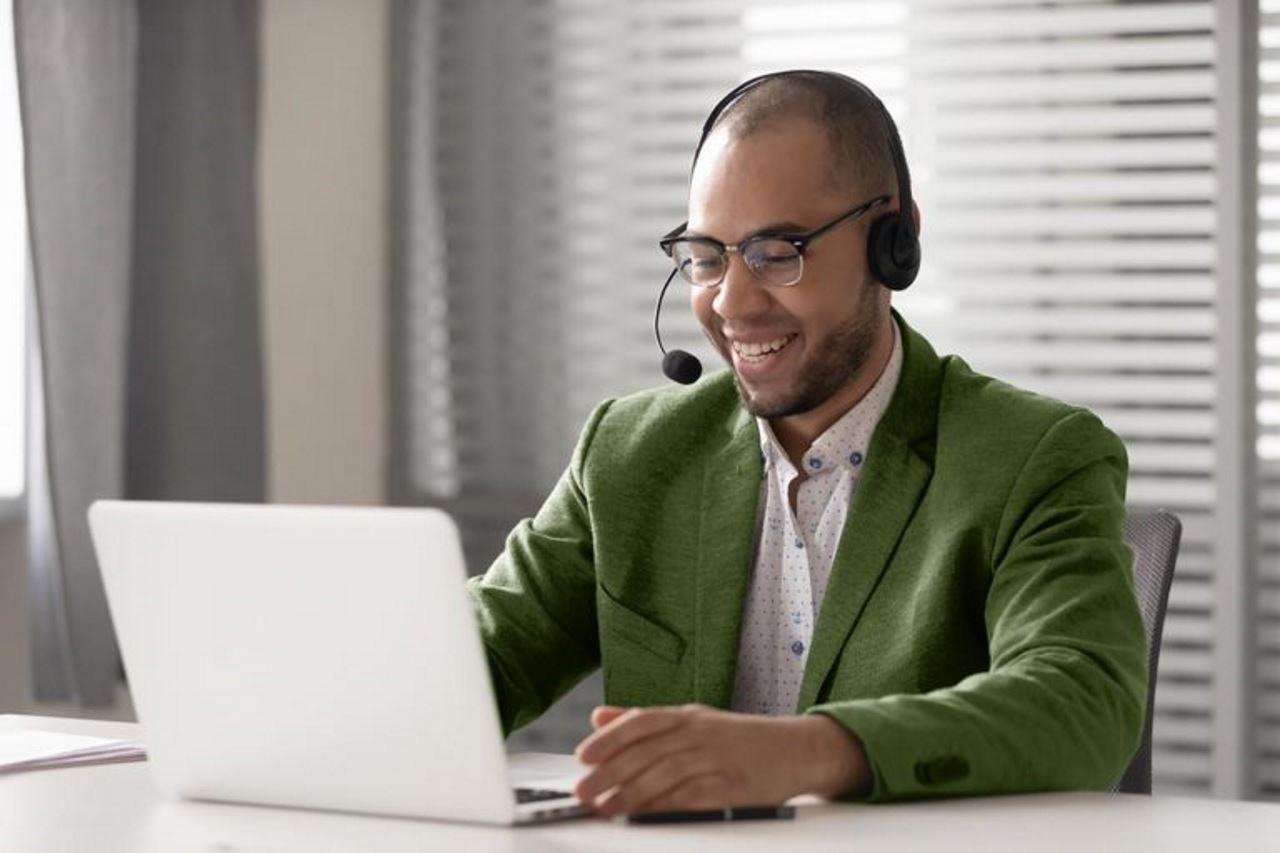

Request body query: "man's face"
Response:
[687, 119, 889, 419]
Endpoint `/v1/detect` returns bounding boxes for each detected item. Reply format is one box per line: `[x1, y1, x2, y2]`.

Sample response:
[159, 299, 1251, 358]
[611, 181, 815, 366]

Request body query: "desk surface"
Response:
[4, 714, 1279, 853]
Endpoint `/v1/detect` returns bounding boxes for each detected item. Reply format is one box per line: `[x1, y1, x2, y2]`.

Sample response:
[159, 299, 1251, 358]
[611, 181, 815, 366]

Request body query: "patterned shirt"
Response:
[730, 320, 904, 716]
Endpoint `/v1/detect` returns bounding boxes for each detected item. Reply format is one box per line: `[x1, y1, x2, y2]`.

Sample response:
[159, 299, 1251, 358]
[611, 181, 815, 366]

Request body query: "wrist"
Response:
[797, 713, 872, 799]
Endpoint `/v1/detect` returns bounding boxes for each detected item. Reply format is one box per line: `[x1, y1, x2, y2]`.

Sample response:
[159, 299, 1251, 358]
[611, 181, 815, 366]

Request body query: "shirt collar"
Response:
[756, 317, 904, 478]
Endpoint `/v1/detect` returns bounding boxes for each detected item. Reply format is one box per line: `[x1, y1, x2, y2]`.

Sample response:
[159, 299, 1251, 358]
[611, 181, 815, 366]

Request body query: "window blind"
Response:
[398, 0, 1263, 792]
[743, 0, 1230, 796]
[1258, 0, 1279, 801]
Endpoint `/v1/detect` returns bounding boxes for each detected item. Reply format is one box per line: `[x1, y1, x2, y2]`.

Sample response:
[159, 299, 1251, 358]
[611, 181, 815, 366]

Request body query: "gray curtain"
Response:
[15, 0, 263, 706]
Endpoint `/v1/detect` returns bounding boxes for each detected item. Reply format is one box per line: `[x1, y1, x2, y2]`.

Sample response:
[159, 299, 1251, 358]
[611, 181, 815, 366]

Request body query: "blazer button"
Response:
[914, 756, 970, 786]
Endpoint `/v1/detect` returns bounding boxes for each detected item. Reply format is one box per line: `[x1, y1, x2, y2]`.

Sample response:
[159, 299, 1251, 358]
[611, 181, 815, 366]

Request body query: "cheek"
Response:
[690, 288, 717, 329]
[766, 290, 813, 330]
[781, 274, 867, 332]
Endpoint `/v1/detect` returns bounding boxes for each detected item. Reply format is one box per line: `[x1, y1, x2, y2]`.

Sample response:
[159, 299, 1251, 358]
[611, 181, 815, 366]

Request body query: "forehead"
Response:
[688, 119, 840, 239]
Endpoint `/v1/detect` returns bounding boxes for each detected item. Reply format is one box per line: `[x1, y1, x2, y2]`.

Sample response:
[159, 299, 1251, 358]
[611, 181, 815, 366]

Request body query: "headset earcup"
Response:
[866, 215, 920, 291]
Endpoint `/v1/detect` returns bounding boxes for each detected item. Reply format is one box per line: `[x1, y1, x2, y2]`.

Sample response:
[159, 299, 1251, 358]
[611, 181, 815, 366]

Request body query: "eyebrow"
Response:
[682, 220, 811, 242]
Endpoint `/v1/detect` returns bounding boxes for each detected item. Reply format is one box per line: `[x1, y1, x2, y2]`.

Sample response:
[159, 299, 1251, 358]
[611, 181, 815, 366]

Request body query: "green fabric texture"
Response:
[466, 312, 1148, 801]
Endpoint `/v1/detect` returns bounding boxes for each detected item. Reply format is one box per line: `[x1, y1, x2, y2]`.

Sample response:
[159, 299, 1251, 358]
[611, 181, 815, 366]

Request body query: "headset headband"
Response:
[689, 69, 917, 255]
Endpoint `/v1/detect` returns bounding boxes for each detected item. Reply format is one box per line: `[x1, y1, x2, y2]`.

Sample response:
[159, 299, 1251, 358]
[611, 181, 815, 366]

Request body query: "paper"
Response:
[0, 730, 146, 773]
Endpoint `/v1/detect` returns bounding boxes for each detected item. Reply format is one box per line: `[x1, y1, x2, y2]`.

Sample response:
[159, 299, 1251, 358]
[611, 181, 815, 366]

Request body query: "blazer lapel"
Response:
[796, 314, 943, 711]
[693, 405, 762, 708]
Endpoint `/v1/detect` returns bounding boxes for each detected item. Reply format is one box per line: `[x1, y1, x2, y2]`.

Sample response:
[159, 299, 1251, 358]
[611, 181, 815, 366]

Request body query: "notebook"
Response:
[0, 730, 145, 773]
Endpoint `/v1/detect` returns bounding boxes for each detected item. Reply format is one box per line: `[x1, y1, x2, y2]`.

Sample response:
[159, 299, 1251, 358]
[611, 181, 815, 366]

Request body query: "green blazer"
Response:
[467, 313, 1148, 801]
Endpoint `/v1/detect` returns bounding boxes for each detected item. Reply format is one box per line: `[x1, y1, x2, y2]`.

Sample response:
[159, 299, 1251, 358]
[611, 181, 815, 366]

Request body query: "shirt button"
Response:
[849, 451, 864, 466]
[795, 538, 804, 549]
[790, 640, 805, 656]
[807, 456, 823, 469]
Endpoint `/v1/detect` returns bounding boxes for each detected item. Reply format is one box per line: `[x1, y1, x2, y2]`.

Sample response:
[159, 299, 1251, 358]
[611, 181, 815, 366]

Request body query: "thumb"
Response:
[590, 704, 628, 729]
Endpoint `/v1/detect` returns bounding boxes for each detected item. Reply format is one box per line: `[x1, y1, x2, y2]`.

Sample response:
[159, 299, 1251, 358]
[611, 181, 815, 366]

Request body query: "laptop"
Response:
[87, 500, 586, 825]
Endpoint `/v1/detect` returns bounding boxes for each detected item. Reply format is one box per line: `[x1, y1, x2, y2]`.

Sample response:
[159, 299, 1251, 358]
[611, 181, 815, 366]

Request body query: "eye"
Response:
[672, 242, 726, 285]
[679, 256, 721, 277]
[747, 240, 800, 268]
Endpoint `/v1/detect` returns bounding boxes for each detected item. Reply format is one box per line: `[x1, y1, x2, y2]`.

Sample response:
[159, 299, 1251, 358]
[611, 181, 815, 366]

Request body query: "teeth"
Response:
[732, 335, 794, 359]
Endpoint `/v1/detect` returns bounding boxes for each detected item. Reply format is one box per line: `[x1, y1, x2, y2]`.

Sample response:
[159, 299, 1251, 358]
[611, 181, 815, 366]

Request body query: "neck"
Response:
[770, 314, 896, 468]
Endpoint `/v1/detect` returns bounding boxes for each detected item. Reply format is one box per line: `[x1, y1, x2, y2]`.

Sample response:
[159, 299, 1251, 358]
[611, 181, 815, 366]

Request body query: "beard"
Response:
[731, 289, 885, 420]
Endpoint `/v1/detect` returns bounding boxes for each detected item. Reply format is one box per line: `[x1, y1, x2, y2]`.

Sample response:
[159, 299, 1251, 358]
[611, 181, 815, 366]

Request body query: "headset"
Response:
[655, 69, 921, 385]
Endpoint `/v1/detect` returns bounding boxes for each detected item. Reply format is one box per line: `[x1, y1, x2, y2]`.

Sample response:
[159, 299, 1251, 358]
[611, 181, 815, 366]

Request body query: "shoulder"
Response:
[892, 314, 1119, 469]
[566, 371, 750, 498]
[586, 369, 745, 457]
[938, 356, 1121, 453]
[929, 355, 1126, 492]
[915, 352, 1129, 562]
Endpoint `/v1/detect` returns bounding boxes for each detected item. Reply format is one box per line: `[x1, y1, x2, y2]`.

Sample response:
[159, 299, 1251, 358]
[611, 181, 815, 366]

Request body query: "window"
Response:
[400, 0, 1270, 794]
[1257, 0, 1279, 801]
[0, 0, 26, 505]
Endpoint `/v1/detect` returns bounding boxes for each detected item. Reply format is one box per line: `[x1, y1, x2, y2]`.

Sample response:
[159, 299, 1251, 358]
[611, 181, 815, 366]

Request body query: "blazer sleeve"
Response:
[808, 410, 1148, 801]
[464, 400, 613, 736]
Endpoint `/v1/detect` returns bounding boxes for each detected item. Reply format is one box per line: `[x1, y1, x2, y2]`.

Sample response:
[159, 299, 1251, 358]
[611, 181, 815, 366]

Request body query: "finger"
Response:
[590, 705, 627, 729]
[595, 752, 719, 818]
[574, 726, 696, 807]
[631, 771, 729, 814]
[575, 707, 685, 766]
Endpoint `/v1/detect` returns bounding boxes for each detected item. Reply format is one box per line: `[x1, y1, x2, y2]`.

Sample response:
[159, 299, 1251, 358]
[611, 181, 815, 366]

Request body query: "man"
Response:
[466, 71, 1147, 816]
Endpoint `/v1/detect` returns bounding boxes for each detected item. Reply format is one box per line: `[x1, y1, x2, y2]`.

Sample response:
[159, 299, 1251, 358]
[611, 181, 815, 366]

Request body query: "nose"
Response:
[711, 253, 771, 320]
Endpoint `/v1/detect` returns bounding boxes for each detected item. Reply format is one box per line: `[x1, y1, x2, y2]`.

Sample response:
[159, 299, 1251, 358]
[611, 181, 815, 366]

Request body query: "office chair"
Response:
[1114, 508, 1182, 795]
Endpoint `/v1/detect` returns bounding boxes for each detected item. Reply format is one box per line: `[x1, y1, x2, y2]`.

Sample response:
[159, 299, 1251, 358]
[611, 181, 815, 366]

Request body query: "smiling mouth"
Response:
[730, 334, 797, 363]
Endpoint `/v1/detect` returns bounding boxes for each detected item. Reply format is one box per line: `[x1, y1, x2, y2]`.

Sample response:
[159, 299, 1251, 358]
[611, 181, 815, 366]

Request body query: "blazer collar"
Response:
[691, 310, 944, 710]
[693, 399, 761, 707]
[796, 310, 942, 709]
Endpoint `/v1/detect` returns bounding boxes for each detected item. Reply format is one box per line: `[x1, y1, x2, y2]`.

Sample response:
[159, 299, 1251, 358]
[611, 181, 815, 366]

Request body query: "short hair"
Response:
[707, 72, 900, 199]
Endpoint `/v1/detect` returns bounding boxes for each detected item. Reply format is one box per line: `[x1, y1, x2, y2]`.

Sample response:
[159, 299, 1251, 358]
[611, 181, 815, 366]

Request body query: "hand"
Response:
[572, 703, 870, 817]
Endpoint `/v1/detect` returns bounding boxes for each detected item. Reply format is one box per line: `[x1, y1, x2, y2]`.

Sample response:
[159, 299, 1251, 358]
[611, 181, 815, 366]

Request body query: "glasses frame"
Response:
[658, 194, 890, 289]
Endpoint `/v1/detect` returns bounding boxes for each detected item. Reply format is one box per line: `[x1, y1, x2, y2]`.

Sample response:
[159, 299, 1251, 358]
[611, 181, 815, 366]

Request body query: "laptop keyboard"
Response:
[515, 787, 574, 804]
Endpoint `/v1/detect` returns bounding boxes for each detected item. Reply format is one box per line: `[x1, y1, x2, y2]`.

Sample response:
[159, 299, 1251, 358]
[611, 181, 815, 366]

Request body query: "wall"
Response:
[0, 519, 28, 710]
[260, 0, 389, 506]
[0, 0, 391, 713]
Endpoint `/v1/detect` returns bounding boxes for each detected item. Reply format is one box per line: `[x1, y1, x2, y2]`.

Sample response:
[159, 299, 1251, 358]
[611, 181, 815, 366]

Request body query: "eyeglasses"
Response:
[659, 195, 890, 289]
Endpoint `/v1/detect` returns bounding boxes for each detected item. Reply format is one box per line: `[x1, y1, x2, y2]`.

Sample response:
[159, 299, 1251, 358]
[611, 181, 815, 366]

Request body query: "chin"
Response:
[735, 381, 801, 420]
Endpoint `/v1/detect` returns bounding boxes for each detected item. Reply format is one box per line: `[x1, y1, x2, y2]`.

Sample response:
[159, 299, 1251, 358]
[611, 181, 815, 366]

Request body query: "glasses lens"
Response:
[744, 239, 802, 286]
[671, 240, 726, 287]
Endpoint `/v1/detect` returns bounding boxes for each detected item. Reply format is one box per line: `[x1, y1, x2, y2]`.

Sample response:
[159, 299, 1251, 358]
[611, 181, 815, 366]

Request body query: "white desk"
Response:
[4, 714, 1279, 853]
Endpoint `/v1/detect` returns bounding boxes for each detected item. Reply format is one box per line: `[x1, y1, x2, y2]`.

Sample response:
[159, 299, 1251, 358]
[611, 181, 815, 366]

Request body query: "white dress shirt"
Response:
[730, 321, 903, 715]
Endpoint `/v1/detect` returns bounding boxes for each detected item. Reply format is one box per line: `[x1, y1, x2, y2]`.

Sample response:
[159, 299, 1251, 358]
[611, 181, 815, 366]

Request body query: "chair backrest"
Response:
[1115, 508, 1181, 794]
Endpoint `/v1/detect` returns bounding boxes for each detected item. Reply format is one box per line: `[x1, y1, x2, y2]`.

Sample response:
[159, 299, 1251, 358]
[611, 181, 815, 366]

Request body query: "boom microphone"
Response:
[653, 268, 703, 385]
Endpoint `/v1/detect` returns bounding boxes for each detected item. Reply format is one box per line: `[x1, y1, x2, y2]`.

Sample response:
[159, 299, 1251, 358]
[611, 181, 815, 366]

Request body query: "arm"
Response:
[466, 401, 613, 735]
[573, 704, 870, 816]
[572, 410, 1146, 812]
[808, 410, 1148, 800]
